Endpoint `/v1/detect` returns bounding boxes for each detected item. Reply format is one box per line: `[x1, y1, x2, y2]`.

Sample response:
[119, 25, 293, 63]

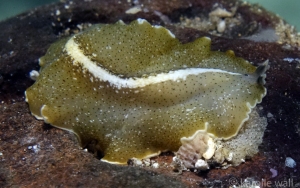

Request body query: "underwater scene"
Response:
[0, 0, 299, 187]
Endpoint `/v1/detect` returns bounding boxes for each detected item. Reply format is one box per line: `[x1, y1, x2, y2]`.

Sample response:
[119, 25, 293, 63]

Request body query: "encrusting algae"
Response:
[25, 19, 268, 164]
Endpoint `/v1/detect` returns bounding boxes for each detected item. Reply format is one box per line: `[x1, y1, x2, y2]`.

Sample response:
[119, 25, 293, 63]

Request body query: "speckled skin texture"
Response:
[1, 0, 300, 187]
[25, 20, 266, 164]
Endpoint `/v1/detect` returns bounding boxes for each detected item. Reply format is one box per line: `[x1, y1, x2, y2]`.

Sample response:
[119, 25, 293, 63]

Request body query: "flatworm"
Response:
[25, 19, 268, 164]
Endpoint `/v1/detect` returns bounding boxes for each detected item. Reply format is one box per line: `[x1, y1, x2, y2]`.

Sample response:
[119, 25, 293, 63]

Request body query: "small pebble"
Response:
[270, 168, 278, 178]
[267, 112, 273, 118]
[217, 20, 226, 33]
[29, 70, 39, 81]
[285, 157, 296, 168]
[135, 159, 143, 166]
[152, 162, 159, 168]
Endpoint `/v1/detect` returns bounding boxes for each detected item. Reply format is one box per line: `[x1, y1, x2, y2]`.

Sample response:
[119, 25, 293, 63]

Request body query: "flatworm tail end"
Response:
[255, 60, 269, 85]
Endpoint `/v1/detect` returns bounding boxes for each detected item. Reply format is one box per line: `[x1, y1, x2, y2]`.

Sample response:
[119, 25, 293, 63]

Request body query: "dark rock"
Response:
[1, 0, 299, 187]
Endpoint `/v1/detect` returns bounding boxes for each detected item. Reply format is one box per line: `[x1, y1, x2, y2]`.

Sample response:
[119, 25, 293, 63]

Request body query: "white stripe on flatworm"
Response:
[65, 37, 241, 89]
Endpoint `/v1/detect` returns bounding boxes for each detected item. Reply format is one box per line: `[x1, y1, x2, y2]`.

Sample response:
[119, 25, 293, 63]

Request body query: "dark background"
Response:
[0, 0, 299, 30]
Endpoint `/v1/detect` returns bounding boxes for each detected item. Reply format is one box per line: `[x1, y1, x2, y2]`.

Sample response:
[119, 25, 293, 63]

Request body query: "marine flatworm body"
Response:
[25, 19, 268, 164]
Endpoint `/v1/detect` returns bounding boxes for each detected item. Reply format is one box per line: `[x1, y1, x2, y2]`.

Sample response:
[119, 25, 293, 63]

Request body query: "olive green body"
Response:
[25, 19, 267, 164]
